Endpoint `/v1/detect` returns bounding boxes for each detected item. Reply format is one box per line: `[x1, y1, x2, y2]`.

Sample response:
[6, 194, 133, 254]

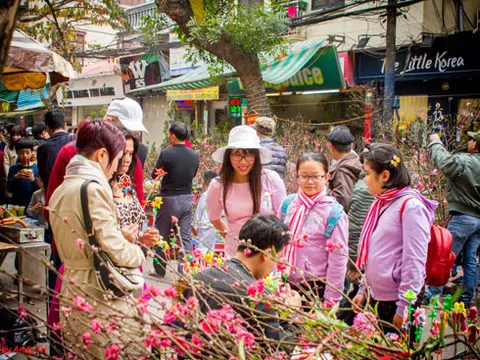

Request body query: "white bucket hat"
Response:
[212, 125, 272, 164]
[106, 98, 148, 133]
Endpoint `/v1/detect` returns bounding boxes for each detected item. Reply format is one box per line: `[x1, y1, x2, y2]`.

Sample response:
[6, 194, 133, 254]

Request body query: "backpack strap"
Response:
[280, 193, 297, 221]
[325, 201, 344, 238]
[399, 196, 416, 222]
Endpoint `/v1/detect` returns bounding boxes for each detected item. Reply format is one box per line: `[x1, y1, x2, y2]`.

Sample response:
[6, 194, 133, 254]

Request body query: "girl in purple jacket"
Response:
[281, 152, 349, 306]
[353, 143, 437, 332]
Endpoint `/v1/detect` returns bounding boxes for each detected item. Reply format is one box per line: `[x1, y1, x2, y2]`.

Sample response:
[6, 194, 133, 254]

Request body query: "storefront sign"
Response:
[170, 47, 203, 76]
[338, 51, 355, 87]
[229, 97, 242, 119]
[166, 86, 219, 101]
[120, 53, 161, 93]
[355, 33, 479, 83]
[227, 46, 343, 94]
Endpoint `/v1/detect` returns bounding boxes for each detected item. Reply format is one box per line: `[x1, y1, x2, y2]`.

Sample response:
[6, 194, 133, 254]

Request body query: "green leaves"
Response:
[18, 0, 128, 70]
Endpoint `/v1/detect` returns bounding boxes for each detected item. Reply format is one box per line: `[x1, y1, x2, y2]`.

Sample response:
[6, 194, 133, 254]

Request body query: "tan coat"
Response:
[49, 155, 146, 359]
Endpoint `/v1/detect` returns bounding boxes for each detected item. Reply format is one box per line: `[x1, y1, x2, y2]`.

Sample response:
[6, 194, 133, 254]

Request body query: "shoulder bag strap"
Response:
[80, 179, 100, 248]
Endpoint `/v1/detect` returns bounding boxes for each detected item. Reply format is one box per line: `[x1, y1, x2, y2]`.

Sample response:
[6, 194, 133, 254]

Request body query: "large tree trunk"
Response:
[234, 54, 272, 117]
[156, 0, 272, 117]
[0, 0, 21, 76]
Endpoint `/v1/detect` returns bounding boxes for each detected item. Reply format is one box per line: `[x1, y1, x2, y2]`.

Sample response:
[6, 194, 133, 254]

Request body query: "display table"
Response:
[0, 238, 50, 309]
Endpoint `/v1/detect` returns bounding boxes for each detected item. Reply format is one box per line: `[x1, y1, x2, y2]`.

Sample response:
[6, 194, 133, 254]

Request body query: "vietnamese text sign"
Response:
[166, 86, 219, 101]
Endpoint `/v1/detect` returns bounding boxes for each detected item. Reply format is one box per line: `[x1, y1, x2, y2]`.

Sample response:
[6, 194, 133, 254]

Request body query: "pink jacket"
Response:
[282, 196, 349, 303]
[361, 192, 437, 316]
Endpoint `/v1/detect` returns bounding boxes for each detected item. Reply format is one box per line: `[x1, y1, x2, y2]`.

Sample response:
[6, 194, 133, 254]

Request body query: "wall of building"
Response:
[304, 2, 425, 50]
[142, 95, 170, 147]
[303, 0, 478, 50]
[423, 0, 479, 34]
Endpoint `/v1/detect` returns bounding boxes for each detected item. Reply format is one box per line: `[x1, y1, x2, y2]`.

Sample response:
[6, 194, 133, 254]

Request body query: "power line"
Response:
[290, 0, 424, 28]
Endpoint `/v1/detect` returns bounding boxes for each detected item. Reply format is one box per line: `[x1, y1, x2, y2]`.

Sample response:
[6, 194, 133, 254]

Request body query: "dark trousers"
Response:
[337, 280, 360, 325]
[372, 299, 419, 347]
[153, 194, 193, 276]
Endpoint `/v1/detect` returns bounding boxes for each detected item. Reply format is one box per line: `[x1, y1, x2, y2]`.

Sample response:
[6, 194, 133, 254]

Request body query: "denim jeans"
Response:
[429, 214, 480, 304]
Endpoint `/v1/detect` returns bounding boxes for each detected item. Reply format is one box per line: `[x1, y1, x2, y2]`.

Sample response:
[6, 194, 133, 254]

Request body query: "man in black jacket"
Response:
[37, 110, 70, 189]
[183, 214, 299, 348]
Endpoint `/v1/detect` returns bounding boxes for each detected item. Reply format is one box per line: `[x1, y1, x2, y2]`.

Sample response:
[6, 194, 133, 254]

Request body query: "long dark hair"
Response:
[8, 126, 25, 150]
[113, 128, 139, 179]
[221, 148, 262, 216]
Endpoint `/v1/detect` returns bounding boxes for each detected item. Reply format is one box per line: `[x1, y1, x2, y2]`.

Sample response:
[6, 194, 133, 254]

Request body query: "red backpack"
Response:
[400, 197, 456, 287]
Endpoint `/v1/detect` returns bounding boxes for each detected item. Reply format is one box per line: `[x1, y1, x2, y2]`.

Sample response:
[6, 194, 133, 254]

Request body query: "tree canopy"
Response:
[154, 0, 289, 116]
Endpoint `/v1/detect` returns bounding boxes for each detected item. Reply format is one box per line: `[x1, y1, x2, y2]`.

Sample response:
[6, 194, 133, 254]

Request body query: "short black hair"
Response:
[5, 123, 15, 135]
[296, 152, 329, 173]
[169, 121, 189, 141]
[360, 143, 411, 189]
[32, 122, 47, 138]
[15, 138, 35, 152]
[331, 143, 351, 153]
[44, 109, 65, 131]
[202, 170, 218, 187]
[238, 214, 290, 255]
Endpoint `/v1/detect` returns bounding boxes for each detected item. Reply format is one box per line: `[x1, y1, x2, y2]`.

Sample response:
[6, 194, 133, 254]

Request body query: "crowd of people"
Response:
[0, 96, 479, 357]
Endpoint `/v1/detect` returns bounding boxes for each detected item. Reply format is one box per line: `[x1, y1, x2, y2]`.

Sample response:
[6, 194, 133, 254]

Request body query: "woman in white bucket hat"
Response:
[206, 125, 286, 256]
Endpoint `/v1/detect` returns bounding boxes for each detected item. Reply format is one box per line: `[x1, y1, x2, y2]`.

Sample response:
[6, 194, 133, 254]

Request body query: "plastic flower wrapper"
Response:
[403, 289, 417, 303]
[264, 274, 281, 293]
[452, 302, 467, 333]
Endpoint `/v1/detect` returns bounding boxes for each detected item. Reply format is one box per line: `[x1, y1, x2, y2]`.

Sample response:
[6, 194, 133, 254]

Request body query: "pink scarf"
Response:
[356, 187, 410, 268]
[284, 188, 326, 267]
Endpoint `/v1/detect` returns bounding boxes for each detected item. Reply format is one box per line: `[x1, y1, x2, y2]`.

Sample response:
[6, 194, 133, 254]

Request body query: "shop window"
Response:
[73, 89, 89, 98]
[66, 90, 73, 99]
[397, 95, 428, 136]
[90, 88, 100, 97]
[100, 87, 115, 96]
[311, 0, 345, 12]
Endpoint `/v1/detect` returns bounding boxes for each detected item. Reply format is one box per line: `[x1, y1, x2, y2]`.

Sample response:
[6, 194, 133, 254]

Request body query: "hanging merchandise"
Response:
[245, 110, 259, 125]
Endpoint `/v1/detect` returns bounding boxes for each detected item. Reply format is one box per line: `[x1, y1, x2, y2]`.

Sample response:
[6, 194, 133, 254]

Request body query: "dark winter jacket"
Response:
[260, 137, 287, 179]
[428, 140, 480, 219]
[327, 152, 362, 213]
[347, 171, 374, 267]
[183, 258, 295, 345]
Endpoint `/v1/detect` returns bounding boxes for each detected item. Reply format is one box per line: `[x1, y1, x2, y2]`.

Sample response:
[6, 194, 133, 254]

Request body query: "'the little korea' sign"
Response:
[355, 32, 478, 82]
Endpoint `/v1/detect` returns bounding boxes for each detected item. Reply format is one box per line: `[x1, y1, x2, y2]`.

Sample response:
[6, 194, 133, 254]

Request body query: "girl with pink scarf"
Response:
[353, 143, 437, 332]
[281, 152, 349, 305]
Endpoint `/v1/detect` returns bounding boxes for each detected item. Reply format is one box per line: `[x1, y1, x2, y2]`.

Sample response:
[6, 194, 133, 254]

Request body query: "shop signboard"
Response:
[229, 96, 242, 119]
[227, 46, 343, 94]
[170, 47, 203, 76]
[120, 53, 162, 93]
[355, 33, 480, 83]
[166, 86, 219, 101]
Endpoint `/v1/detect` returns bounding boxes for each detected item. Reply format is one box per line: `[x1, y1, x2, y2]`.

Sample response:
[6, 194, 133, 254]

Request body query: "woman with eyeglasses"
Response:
[280, 152, 348, 306]
[206, 126, 286, 256]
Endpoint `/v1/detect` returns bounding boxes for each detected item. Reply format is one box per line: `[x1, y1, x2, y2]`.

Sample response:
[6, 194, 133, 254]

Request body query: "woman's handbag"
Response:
[80, 180, 144, 297]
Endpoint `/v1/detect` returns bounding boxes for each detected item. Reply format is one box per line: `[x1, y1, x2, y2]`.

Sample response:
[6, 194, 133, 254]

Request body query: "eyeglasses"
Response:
[230, 153, 256, 163]
[297, 174, 326, 183]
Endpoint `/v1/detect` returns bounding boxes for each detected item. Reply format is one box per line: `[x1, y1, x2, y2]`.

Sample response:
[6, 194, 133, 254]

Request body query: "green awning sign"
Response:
[227, 46, 344, 94]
